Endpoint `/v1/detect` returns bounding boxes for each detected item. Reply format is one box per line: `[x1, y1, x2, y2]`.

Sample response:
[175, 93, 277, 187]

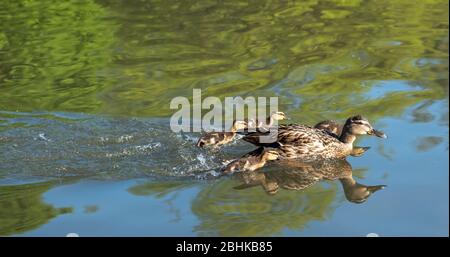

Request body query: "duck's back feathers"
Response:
[242, 124, 349, 160]
[243, 124, 340, 147]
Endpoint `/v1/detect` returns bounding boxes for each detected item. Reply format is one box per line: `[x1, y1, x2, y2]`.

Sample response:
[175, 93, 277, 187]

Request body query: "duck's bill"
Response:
[373, 129, 387, 138]
[366, 184, 387, 193]
[370, 129, 387, 139]
[350, 146, 371, 157]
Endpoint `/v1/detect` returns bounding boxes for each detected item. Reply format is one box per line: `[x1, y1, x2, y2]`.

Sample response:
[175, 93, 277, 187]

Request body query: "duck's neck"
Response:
[339, 176, 357, 198]
[339, 176, 356, 187]
[339, 128, 356, 146]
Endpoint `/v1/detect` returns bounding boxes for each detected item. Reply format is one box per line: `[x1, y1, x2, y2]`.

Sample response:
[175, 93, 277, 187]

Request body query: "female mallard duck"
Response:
[196, 120, 247, 148]
[242, 115, 387, 160]
[222, 147, 279, 174]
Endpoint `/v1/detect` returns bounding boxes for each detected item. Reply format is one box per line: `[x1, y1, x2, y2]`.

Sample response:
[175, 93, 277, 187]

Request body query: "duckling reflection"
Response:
[232, 158, 386, 204]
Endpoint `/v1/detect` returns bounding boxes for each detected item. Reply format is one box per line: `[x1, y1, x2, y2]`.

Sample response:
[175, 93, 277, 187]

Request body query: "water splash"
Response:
[0, 112, 229, 181]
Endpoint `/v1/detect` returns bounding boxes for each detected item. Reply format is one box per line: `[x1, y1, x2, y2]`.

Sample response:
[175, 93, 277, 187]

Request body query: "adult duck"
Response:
[242, 115, 387, 160]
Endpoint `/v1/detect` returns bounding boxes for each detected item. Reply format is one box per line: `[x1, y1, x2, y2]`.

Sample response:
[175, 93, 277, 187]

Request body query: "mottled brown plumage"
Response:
[238, 111, 289, 133]
[314, 120, 371, 157]
[314, 120, 343, 137]
[242, 115, 387, 160]
[196, 120, 247, 148]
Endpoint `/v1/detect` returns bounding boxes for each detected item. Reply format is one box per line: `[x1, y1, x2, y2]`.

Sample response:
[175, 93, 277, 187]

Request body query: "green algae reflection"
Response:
[191, 178, 337, 236]
[0, 181, 72, 236]
[0, 0, 118, 113]
[0, 0, 447, 120]
[128, 179, 338, 236]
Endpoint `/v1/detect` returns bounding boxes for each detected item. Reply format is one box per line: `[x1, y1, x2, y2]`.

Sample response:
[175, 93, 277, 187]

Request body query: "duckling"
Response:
[242, 115, 387, 160]
[196, 120, 247, 148]
[244, 111, 289, 132]
[314, 120, 342, 136]
[222, 148, 279, 174]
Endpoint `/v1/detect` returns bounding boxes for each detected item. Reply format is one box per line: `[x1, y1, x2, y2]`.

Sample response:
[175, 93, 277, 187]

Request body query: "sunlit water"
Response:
[0, 0, 448, 236]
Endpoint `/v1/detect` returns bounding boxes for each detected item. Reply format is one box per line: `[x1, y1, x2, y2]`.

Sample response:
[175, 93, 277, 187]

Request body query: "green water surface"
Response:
[0, 0, 448, 236]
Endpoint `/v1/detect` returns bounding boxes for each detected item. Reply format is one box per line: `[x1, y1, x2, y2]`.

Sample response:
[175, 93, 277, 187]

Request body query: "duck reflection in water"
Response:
[232, 157, 386, 204]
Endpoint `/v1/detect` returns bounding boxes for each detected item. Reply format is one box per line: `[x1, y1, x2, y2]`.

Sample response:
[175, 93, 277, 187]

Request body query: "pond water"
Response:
[0, 0, 448, 236]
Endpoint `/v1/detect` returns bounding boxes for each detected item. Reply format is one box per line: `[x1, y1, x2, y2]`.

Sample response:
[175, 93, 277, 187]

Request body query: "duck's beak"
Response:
[369, 129, 387, 139]
[350, 146, 371, 157]
[367, 185, 387, 193]
[284, 116, 291, 120]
